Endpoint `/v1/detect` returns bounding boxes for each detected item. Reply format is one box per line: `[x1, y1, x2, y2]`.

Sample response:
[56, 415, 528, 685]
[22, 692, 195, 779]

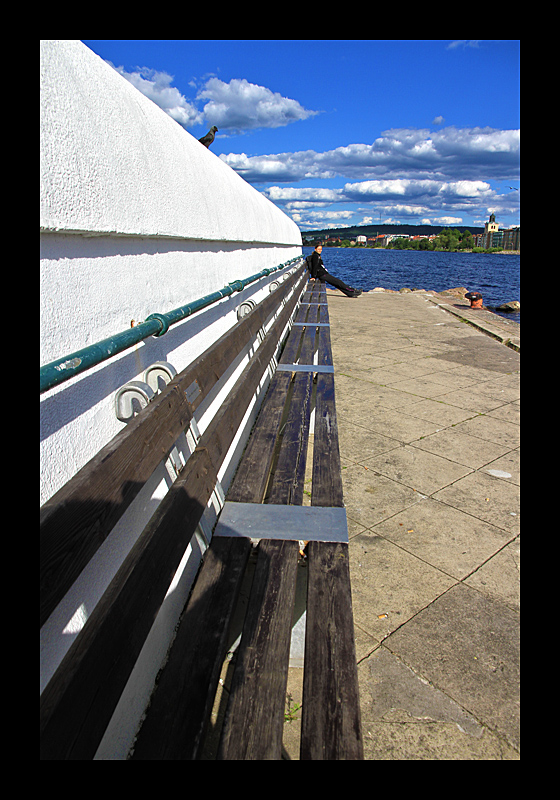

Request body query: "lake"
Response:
[303, 248, 520, 323]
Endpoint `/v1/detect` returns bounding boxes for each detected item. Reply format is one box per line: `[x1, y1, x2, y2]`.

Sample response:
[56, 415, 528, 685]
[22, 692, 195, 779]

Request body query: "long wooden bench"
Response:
[40, 263, 363, 760]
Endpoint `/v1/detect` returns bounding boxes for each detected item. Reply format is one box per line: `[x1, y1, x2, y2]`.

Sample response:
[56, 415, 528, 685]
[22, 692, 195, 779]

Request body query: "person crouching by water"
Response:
[308, 245, 362, 297]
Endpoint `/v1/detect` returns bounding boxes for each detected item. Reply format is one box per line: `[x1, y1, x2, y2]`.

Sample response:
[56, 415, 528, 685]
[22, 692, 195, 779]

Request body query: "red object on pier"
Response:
[464, 291, 483, 309]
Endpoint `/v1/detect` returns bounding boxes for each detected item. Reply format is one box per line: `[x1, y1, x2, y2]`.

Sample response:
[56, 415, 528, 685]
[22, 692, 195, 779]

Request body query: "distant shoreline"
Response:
[303, 246, 520, 255]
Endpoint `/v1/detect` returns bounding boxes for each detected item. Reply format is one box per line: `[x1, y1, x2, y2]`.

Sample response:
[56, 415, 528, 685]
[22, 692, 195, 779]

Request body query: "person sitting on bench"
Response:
[307, 245, 362, 297]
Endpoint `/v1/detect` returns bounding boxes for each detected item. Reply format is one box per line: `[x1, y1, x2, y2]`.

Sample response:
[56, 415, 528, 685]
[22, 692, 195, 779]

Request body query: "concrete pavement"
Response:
[284, 288, 519, 760]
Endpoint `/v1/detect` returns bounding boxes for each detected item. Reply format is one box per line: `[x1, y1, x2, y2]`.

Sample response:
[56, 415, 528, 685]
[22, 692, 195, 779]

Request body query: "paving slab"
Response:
[464, 538, 520, 610]
[488, 402, 520, 425]
[484, 448, 520, 485]
[363, 445, 473, 496]
[340, 405, 444, 444]
[342, 466, 426, 529]
[412, 427, 512, 470]
[433, 470, 520, 535]
[396, 397, 475, 426]
[383, 583, 520, 751]
[338, 421, 402, 463]
[453, 414, 521, 448]
[372, 497, 512, 580]
[349, 531, 456, 641]
[358, 647, 519, 760]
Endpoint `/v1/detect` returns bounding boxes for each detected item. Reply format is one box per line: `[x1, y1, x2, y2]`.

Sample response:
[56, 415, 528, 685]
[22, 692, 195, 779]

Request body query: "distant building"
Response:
[473, 213, 520, 251]
[484, 213, 500, 249]
[383, 233, 410, 246]
[502, 227, 520, 250]
[485, 212, 499, 238]
[473, 214, 521, 250]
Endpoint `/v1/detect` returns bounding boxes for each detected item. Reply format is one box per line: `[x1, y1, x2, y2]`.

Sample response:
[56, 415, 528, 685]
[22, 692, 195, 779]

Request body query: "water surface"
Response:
[303, 248, 520, 323]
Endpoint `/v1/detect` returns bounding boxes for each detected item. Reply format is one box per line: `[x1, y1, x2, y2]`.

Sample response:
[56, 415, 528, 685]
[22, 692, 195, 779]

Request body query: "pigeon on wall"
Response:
[198, 126, 218, 148]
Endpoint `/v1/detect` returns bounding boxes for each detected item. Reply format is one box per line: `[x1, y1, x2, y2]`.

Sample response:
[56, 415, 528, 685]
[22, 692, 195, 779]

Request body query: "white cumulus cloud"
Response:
[265, 186, 342, 203]
[221, 126, 519, 184]
[108, 65, 317, 135]
[109, 64, 203, 127]
[197, 77, 318, 131]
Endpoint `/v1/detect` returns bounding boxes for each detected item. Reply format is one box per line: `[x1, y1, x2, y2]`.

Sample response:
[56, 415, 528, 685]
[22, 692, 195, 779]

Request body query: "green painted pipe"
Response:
[40, 256, 302, 394]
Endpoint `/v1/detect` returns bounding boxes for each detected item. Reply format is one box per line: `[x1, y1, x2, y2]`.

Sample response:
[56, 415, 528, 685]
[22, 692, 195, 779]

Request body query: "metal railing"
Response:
[40, 256, 303, 394]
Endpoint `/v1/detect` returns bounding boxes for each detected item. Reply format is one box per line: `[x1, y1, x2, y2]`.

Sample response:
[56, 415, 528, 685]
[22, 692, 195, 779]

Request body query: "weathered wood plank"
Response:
[278, 323, 304, 365]
[302, 286, 363, 759]
[297, 322, 318, 365]
[200, 284, 303, 474]
[130, 536, 252, 760]
[301, 540, 363, 760]
[227, 370, 292, 504]
[40, 446, 218, 760]
[266, 371, 313, 506]
[228, 289, 320, 504]
[312, 373, 344, 508]
[217, 539, 299, 760]
[316, 323, 334, 367]
[293, 304, 310, 324]
[39, 384, 193, 627]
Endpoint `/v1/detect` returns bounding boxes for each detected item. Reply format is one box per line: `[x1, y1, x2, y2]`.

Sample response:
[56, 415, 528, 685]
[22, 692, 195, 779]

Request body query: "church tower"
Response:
[485, 212, 499, 235]
[484, 212, 499, 248]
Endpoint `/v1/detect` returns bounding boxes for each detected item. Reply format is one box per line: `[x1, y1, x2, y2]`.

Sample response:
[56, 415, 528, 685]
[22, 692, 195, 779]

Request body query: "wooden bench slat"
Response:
[297, 323, 318, 364]
[303, 281, 324, 301]
[227, 370, 292, 505]
[217, 539, 299, 760]
[301, 284, 362, 758]
[312, 373, 344, 508]
[130, 536, 252, 760]
[266, 372, 313, 506]
[293, 305, 309, 324]
[39, 383, 193, 628]
[316, 324, 334, 367]
[278, 324, 304, 365]
[228, 295, 322, 505]
[40, 445, 218, 760]
[301, 541, 364, 760]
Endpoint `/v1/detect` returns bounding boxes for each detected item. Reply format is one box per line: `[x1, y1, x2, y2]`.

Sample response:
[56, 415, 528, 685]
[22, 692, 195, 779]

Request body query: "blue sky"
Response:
[82, 40, 520, 232]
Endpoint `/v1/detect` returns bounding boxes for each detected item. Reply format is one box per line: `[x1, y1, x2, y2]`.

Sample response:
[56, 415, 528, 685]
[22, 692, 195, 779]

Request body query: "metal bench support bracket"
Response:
[213, 502, 348, 543]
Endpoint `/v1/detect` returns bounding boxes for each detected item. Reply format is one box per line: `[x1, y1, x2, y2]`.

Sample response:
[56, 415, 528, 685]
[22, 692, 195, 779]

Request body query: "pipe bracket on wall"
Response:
[145, 313, 170, 337]
[115, 380, 155, 422]
[237, 300, 256, 320]
[143, 361, 177, 393]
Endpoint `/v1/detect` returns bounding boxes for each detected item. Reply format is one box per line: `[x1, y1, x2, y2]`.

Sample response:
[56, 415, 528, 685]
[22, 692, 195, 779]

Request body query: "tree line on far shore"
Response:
[323, 228, 504, 253]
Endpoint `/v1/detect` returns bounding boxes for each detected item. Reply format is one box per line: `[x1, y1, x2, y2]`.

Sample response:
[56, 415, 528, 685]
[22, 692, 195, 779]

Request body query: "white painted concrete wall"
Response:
[40, 40, 302, 758]
[41, 40, 301, 505]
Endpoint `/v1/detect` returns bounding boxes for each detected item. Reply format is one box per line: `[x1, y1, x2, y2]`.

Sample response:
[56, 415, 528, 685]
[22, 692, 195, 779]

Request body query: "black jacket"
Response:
[308, 251, 327, 279]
